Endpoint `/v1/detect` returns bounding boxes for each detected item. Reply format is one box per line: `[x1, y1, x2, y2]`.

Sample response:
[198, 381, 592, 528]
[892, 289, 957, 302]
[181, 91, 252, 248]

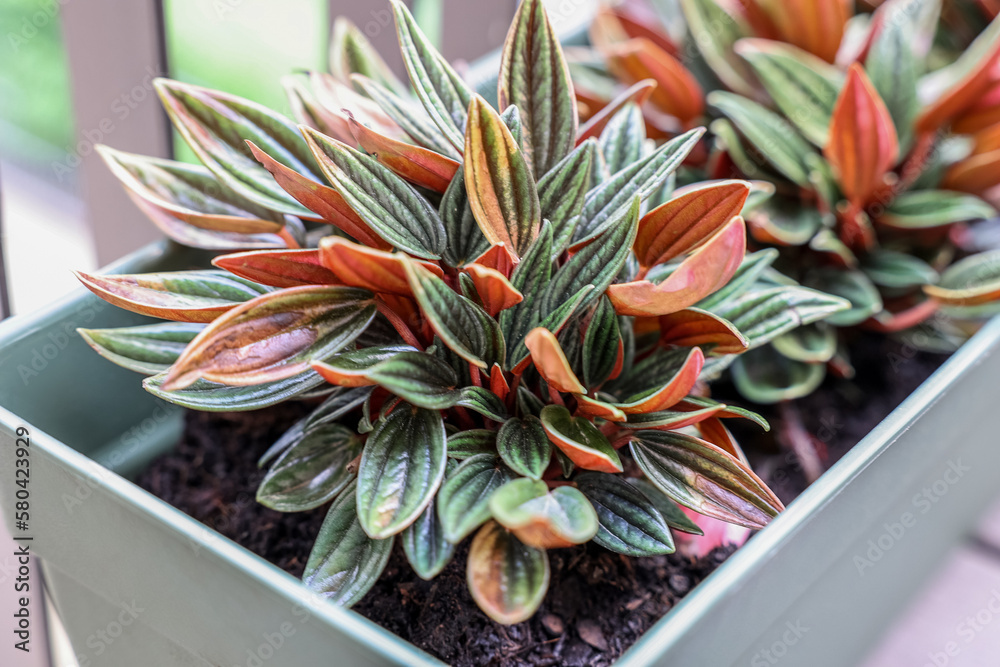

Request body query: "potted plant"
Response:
[3, 0, 1000, 665]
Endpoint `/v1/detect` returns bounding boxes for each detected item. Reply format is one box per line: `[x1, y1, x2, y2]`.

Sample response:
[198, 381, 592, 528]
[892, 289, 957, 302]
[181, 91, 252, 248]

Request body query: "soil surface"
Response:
[137, 333, 946, 666]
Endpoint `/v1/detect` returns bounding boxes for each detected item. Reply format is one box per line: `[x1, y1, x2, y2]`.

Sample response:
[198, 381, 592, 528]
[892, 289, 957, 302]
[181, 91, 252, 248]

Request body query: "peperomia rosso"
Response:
[579, 0, 1000, 406]
[77, 0, 850, 625]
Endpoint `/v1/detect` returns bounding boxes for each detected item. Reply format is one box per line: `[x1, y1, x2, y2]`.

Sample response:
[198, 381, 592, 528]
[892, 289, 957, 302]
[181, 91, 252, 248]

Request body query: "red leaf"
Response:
[524, 328, 586, 394]
[635, 180, 750, 270]
[249, 142, 391, 250]
[615, 347, 704, 414]
[824, 64, 899, 206]
[576, 79, 657, 144]
[607, 217, 746, 316]
[462, 264, 524, 317]
[319, 236, 443, 296]
[916, 42, 1000, 134]
[606, 38, 704, 124]
[212, 249, 339, 288]
[348, 113, 459, 193]
[658, 308, 749, 354]
[757, 0, 850, 63]
[473, 243, 518, 278]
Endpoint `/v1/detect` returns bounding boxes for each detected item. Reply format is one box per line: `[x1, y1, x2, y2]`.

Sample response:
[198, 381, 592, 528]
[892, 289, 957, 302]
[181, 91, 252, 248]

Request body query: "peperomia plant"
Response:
[75, 0, 848, 623]
[578, 0, 1000, 405]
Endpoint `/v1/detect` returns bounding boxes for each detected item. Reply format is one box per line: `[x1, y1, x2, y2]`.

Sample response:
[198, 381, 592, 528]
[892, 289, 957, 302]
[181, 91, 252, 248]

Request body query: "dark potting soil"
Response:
[136, 332, 947, 666]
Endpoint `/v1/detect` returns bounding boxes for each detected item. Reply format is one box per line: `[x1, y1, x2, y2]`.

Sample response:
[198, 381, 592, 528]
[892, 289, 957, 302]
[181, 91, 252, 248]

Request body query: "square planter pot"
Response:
[3, 239, 1000, 667]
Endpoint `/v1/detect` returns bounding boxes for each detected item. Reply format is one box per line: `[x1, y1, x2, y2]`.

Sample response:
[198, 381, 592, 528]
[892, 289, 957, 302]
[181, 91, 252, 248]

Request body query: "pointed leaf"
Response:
[357, 404, 447, 538]
[437, 453, 515, 543]
[574, 128, 704, 243]
[440, 167, 492, 267]
[631, 478, 705, 534]
[598, 103, 645, 177]
[608, 217, 747, 316]
[804, 269, 883, 326]
[630, 430, 783, 529]
[496, 417, 551, 481]
[709, 91, 817, 187]
[364, 351, 460, 409]
[924, 250, 1000, 306]
[539, 405, 623, 473]
[533, 140, 596, 255]
[657, 308, 748, 355]
[464, 96, 541, 258]
[79, 322, 203, 374]
[257, 424, 363, 512]
[161, 286, 375, 390]
[524, 328, 586, 394]
[348, 113, 459, 192]
[489, 478, 599, 548]
[319, 236, 443, 296]
[213, 249, 338, 288]
[825, 64, 899, 205]
[498, 0, 578, 176]
[144, 370, 326, 411]
[635, 180, 750, 269]
[678, 0, 756, 96]
[311, 345, 417, 388]
[155, 79, 322, 216]
[303, 480, 393, 606]
[302, 127, 446, 259]
[391, 0, 473, 150]
[404, 259, 504, 369]
[606, 38, 704, 123]
[881, 190, 997, 229]
[576, 473, 676, 556]
[75, 270, 271, 323]
[735, 39, 842, 146]
[463, 264, 523, 317]
[583, 296, 623, 388]
[577, 79, 657, 144]
[709, 285, 850, 348]
[613, 347, 704, 414]
[761, 0, 849, 63]
[861, 250, 940, 289]
[467, 521, 549, 625]
[866, 2, 919, 150]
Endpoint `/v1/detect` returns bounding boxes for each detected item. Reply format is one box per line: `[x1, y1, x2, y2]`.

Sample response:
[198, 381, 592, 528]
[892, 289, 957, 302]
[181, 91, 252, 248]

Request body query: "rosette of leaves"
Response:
[74, 0, 846, 624]
[576, 0, 1000, 403]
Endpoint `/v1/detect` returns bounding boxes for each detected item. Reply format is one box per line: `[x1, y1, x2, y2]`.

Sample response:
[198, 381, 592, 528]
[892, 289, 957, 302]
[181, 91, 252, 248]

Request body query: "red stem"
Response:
[376, 299, 423, 350]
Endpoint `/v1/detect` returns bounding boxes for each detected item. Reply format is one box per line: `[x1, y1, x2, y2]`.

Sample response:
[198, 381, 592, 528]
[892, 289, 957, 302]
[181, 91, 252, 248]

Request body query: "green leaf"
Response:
[79, 322, 203, 374]
[498, 0, 577, 177]
[861, 250, 939, 289]
[391, 0, 474, 151]
[464, 95, 541, 257]
[257, 424, 363, 512]
[301, 127, 446, 259]
[772, 322, 837, 363]
[75, 270, 272, 323]
[543, 196, 639, 313]
[735, 40, 842, 147]
[314, 344, 418, 382]
[447, 429, 497, 459]
[539, 404, 622, 473]
[404, 260, 505, 369]
[576, 473, 676, 556]
[508, 285, 594, 370]
[403, 496, 455, 580]
[467, 520, 549, 625]
[356, 405, 447, 538]
[489, 478, 599, 547]
[144, 370, 326, 411]
[866, 2, 919, 151]
[622, 406, 721, 430]
[574, 128, 704, 243]
[501, 223, 553, 358]
[882, 190, 997, 229]
[303, 480, 393, 606]
[437, 453, 515, 543]
[709, 286, 850, 348]
[455, 386, 509, 421]
[497, 417, 551, 481]
[440, 167, 491, 267]
[330, 17, 407, 96]
[155, 79, 322, 217]
[161, 286, 376, 390]
[708, 91, 817, 187]
[365, 351, 459, 409]
[747, 197, 824, 246]
[630, 430, 782, 529]
[598, 102, 646, 176]
[804, 269, 883, 326]
[631, 478, 704, 534]
[536, 141, 596, 254]
[732, 346, 827, 404]
[98, 146, 286, 250]
[924, 249, 1000, 306]
[582, 296, 622, 388]
[678, 0, 755, 96]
